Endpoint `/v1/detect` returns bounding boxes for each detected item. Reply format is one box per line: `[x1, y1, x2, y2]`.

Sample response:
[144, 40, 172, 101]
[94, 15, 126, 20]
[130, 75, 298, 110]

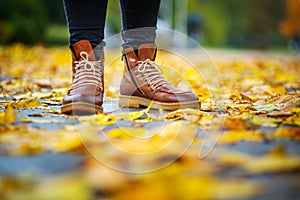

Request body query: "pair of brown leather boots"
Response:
[61, 40, 200, 115]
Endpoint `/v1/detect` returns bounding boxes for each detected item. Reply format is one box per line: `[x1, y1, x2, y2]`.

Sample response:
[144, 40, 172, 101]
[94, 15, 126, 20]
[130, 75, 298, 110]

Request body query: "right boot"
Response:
[61, 40, 104, 115]
[119, 44, 200, 110]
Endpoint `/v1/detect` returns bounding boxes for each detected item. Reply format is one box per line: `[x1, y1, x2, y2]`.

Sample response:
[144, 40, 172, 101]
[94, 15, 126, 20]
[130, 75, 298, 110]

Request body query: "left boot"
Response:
[119, 43, 200, 110]
[61, 40, 104, 115]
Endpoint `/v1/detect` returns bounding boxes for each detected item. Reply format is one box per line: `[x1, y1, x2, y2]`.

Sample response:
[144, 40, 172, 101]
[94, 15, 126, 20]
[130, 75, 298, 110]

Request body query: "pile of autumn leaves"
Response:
[1, 44, 299, 141]
[0, 44, 300, 199]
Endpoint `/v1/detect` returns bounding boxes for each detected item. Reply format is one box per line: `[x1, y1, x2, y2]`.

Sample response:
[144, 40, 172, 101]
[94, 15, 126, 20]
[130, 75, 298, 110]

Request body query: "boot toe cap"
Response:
[63, 94, 103, 106]
[154, 91, 198, 103]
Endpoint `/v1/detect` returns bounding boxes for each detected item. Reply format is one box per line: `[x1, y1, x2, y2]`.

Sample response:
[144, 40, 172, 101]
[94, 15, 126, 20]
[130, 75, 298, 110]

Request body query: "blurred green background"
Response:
[0, 0, 299, 49]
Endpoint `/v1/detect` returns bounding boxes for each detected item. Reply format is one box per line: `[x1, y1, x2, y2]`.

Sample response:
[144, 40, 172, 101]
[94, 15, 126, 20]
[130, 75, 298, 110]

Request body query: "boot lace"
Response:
[72, 51, 103, 90]
[137, 59, 171, 90]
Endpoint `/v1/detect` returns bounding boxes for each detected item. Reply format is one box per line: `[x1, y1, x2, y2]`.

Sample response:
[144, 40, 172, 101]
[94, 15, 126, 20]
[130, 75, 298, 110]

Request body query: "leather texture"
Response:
[62, 40, 104, 108]
[120, 43, 198, 103]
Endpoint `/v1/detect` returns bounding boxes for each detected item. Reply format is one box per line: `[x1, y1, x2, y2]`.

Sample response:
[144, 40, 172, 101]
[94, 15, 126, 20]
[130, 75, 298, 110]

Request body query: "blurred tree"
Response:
[218, 0, 249, 46]
[0, 0, 47, 44]
[188, 0, 286, 48]
[188, 0, 227, 45]
[279, 0, 300, 39]
[279, 0, 300, 52]
[0, 0, 288, 47]
[243, 0, 285, 48]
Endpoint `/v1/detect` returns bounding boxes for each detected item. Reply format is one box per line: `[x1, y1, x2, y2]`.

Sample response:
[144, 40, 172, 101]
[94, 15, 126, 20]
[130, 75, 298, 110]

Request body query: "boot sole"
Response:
[61, 102, 103, 115]
[119, 95, 200, 110]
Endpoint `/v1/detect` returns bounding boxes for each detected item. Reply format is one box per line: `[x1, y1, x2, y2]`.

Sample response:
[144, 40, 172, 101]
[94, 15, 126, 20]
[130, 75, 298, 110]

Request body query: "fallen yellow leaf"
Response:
[78, 113, 115, 125]
[216, 147, 300, 174]
[165, 108, 203, 122]
[283, 114, 300, 127]
[115, 101, 153, 122]
[0, 106, 16, 125]
[9, 97, 42, 109]
[108, 127, 145, 139]
[273, 127, 300, 140]
[218, 130, 262, 144]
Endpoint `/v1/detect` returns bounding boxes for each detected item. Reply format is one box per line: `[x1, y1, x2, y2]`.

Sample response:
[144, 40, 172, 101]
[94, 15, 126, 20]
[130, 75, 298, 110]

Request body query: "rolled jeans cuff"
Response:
[122, 27, 157, 50]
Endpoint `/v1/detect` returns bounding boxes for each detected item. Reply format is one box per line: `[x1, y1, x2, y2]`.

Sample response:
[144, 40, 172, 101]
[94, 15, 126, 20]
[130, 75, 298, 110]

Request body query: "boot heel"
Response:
[119, 95, 140, 108]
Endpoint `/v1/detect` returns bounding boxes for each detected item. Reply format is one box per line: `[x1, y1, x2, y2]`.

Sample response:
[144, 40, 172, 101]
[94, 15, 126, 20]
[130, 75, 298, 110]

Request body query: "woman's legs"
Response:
[63, 0, 108, 48]
[120, 0, 161, 49]
[63, 0, 160, 48]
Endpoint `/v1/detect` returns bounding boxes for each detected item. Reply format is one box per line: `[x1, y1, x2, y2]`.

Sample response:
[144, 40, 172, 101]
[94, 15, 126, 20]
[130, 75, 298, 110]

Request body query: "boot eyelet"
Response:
[86, 65, 92, 70]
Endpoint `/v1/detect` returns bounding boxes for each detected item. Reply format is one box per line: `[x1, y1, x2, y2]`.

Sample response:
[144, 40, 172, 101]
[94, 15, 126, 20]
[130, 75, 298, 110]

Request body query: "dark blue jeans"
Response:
[62, 0, 161, 49]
